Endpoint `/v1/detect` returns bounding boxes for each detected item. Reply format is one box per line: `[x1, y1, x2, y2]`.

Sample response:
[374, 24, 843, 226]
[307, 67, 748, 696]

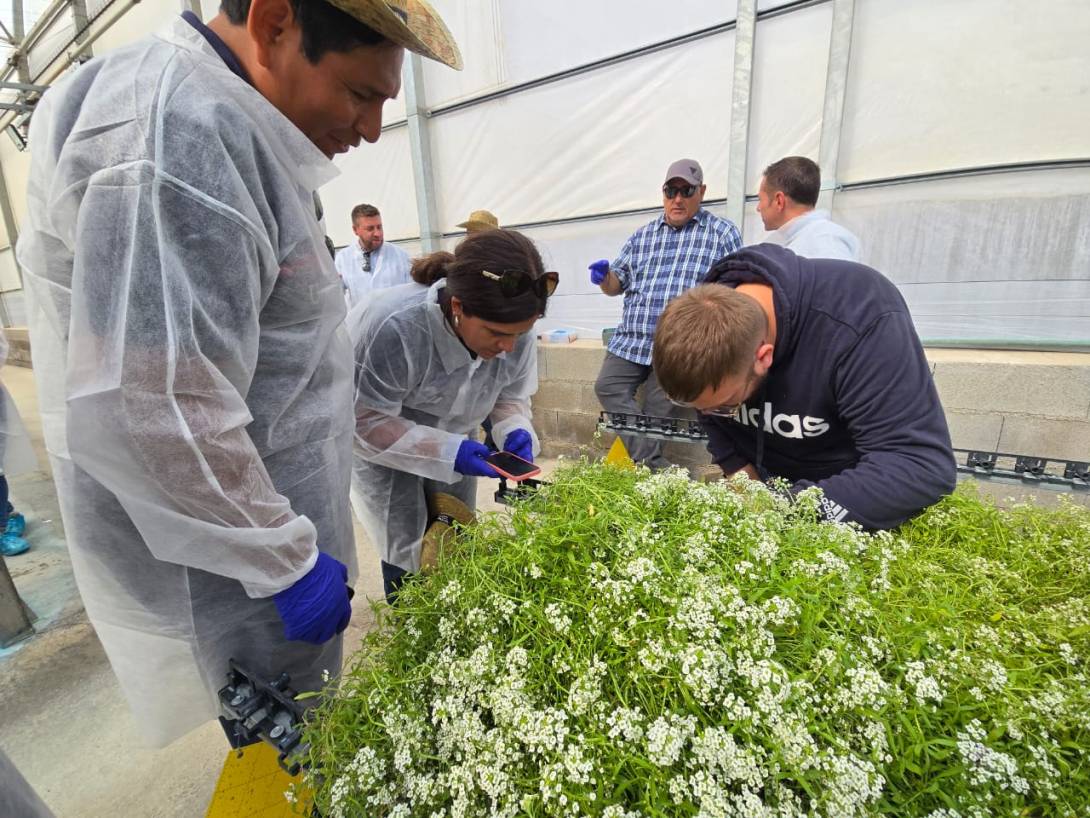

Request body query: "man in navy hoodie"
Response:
[652, 244, 956, 530]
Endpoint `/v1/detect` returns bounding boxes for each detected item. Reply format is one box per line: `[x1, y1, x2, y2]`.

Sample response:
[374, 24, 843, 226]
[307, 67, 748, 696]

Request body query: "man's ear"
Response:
[755, 341, 774, 374]
[773, 191, 787, 211]
[248, 0, 296, 70]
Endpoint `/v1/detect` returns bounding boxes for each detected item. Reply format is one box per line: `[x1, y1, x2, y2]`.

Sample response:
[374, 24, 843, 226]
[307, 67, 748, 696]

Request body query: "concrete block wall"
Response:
[533, 340, 711, 465]
[533, 341, 1090, 465]
[928, 349, 1090, 461]
[3, 328, 32, 369]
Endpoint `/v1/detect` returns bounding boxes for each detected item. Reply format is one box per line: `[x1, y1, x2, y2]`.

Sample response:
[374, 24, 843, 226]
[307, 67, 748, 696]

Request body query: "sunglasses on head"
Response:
[663, 183, 699, 199]
[481, 269, 559, 298]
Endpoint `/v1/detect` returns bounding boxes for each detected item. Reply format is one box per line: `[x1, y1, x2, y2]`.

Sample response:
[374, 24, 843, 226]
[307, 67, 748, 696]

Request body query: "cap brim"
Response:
[325, 0, 463, 70]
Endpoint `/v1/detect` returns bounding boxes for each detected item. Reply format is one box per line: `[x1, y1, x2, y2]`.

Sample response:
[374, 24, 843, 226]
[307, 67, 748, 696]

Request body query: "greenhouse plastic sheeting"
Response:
[838, 0, 1090, 183]
[745, 3, 830, 190]
[327, 127, 419, 246]
[428, 31, 734, 232]
[311, 1, 1090, 346]
[420, 0, 736, 108]
[832, 169, 1090, 346]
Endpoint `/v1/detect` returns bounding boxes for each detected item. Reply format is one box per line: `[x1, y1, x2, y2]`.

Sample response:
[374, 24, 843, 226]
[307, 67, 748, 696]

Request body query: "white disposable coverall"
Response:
[16, 20, 356, 746]
[349, 282, 539, 573]
[0, 330, 38, 477]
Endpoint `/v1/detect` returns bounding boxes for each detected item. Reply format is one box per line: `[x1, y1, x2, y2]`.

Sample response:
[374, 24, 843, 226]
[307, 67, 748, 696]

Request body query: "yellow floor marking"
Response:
[206, 741, 312, 817]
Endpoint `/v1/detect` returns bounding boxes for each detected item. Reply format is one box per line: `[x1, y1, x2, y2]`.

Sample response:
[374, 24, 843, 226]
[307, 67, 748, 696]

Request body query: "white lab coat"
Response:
[348, 282, 539, 572]
[334, 240, 413, 309]
[16, 20, 355, 746]
[765, 209, 861, 261]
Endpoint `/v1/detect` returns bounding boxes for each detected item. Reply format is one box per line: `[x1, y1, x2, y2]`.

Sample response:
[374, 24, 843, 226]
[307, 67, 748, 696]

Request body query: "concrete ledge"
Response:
[930, 349, 1090, 419]
[534, 341, 1090, 463]
[3, 327, 31, 368]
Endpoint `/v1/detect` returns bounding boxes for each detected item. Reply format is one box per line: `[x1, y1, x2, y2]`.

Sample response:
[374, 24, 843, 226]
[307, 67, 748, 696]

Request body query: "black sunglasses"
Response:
[663, 184, 699, 199]
[481, 269, 559, 298]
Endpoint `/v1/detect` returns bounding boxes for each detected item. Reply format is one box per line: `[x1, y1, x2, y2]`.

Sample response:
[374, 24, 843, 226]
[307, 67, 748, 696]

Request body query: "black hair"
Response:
[762, 156, 821, 207]
[412, 229, 551, 323]
[220, 0, 389, 63]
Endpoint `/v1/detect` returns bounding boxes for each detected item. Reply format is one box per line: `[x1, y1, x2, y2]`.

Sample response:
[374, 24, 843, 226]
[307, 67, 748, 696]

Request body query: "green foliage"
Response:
[304, 464, 1090, 817]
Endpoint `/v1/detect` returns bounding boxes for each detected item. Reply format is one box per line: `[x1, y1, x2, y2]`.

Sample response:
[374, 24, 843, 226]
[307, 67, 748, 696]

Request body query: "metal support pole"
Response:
[72, 0, 92, 54]
[0, 156, 21, 325]
[0, 556, 34, 647]
[404, 53, 441, 253]
[725, 0, 757, 229]
[816, 0, 855, 211]
[11, 0, 30, 84]
[180, 0, 203, 13]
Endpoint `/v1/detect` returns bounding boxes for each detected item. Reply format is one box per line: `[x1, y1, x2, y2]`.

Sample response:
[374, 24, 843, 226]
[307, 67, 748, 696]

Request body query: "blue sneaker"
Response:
[5, 512, 25, 537]
[0, 532, 29, 557]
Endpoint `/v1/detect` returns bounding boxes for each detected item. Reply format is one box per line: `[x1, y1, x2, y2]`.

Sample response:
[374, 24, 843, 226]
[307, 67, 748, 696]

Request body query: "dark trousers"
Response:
[594, 352, 676, 469]
[381, 561, 409, 605]
[0, 475, 11, 526]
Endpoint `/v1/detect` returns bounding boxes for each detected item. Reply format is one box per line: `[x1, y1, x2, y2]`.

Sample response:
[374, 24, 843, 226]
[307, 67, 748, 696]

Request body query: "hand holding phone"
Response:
[485, 451, 542, 481]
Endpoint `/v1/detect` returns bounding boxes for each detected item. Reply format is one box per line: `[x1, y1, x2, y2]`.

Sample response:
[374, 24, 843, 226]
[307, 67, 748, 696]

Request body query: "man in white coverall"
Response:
[16, 0, 461, 747]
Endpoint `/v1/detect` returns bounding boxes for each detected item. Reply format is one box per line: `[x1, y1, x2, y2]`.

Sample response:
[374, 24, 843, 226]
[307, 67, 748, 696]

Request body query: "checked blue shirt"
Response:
[608, 208, 742, 365]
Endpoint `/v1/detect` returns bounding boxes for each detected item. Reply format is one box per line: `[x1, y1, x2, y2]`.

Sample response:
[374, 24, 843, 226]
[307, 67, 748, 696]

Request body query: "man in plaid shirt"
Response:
[589, 159, 741, 468]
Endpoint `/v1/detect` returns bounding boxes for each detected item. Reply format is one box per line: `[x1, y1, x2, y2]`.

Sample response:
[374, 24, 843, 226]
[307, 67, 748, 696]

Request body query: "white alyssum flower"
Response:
[956, 719, 1030, 794]
[544, 601, 572, 634]
[645, 713, 698, 767]
[905, 660, 945, 705]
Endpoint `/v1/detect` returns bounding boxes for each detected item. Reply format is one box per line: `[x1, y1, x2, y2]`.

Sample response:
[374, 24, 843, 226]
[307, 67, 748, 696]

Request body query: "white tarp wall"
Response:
[0, 0, 1086, 345]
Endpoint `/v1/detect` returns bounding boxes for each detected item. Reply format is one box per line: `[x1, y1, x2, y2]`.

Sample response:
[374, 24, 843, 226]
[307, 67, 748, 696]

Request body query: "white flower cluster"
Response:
[905, 660, 945, 706]
[956, 719, 1030, 795]
[543, 601, 572, 634]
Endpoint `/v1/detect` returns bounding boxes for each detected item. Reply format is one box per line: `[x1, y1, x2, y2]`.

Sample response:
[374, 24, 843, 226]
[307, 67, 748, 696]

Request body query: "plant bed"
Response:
[303, 464, 1090, 817]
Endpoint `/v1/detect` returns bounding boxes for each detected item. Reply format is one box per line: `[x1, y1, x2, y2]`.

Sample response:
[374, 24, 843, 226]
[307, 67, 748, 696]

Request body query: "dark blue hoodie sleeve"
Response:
[702, 416, 749, 475]
[792, 311, 957, 530]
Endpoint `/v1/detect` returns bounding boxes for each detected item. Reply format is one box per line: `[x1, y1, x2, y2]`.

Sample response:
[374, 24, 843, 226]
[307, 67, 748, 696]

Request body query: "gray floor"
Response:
[0, 363, 518, 817]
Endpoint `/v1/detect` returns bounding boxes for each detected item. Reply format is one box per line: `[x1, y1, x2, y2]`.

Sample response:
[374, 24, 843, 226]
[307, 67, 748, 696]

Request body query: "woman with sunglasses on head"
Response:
[349, 228, 558, 602]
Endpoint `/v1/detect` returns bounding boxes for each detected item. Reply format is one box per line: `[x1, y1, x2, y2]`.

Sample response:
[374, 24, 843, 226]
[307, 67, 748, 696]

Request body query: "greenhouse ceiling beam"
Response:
[0, 0, 129, 132]
[725, 0, 757, 229]
[839, 158, 1090, 191]
[0, 102, 34, 113]
[427, 0, 829, 119]
[403, 54, 441, 254]
[817, 0, 855, 211]
[0, 81, 49, 93]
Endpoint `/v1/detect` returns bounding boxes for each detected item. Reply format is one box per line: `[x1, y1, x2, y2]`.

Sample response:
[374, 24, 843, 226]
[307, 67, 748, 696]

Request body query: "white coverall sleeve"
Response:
[489, 338, 541, 456]
[64, 172, 318, 598]
[354, 316, 465, 483]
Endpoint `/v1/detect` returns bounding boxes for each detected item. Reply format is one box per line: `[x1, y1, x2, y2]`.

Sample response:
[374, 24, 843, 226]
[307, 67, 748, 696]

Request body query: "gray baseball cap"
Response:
[664, 158, 703, 186]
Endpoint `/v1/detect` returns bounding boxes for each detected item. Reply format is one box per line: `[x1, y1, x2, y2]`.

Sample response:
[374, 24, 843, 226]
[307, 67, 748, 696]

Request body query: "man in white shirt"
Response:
[334, 203, 412, 307]
[756, 156, 860, 262]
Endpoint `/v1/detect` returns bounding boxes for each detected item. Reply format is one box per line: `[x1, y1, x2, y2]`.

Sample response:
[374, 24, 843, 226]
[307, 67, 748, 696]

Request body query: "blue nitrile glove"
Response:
[503, 429, 534, 463]
[455, 438, 498, 477]
[589, 259, 610, 285]
[273, 552, 352, 644]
